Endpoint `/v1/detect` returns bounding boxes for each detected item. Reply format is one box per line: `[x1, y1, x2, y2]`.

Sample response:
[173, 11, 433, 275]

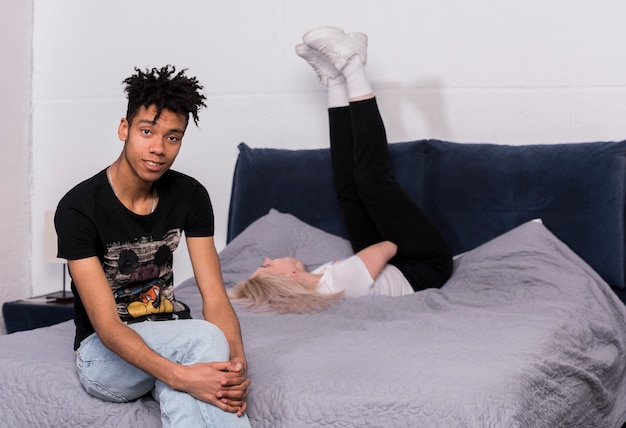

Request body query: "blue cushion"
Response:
[422, 139, 626, 289]
[227, 141, 427, 242]
[227, 139, 626, 290]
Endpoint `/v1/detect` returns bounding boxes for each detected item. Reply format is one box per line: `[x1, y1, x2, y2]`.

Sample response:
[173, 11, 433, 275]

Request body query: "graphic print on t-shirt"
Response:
[103, 229, 186, 321]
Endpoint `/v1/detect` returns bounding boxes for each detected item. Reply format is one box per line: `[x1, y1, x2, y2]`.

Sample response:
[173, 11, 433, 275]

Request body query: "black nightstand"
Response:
[2, 295, 74, 334]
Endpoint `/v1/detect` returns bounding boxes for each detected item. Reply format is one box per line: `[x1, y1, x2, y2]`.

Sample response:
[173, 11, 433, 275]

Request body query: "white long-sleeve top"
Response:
[313, 255, 413, 297]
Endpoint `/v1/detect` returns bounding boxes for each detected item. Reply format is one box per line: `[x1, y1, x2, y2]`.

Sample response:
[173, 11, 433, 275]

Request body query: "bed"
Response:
[2, 139, 626, 427]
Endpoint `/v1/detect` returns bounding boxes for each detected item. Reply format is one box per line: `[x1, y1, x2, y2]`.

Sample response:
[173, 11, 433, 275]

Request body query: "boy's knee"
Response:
[186, 320, 230, 361]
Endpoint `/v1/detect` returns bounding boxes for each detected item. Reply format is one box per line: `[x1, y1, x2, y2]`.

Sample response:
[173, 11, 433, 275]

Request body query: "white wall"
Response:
[0, 0, 33, 334]
[18, 1, 626, 302]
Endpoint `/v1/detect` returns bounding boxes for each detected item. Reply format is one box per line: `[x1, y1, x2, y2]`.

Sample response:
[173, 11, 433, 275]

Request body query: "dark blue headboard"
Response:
[227, 141, 426, 242]
[227, 140, 626, 293]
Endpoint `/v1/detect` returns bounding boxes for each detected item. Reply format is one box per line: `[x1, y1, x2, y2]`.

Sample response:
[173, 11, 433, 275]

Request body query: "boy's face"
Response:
[117, 105, 187, 183]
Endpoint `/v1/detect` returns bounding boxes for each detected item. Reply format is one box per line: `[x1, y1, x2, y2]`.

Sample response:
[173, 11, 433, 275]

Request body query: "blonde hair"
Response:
[229, 273, 344, 314]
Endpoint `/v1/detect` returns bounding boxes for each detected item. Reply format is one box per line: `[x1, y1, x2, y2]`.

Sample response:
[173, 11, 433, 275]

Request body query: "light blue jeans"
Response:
[76, 319, 251, 428]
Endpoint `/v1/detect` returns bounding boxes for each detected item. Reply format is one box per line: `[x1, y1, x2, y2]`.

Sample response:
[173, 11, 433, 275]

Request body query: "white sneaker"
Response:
[302, 26, 367, 71]
[295, 43, 342, 86]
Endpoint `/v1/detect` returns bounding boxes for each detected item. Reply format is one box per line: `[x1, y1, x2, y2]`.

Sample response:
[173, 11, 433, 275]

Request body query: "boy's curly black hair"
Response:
[123, 65, 207, 128]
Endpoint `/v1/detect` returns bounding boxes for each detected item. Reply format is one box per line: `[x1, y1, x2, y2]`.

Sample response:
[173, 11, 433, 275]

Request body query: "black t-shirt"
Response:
[55, 168, 214, 350]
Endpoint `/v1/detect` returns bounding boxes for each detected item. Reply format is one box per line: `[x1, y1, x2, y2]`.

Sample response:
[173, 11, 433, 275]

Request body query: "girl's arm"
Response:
[354, 240, 397, 280]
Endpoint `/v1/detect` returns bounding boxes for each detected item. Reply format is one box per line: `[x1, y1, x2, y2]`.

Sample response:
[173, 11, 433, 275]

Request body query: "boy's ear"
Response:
[118, 118, 129, 141]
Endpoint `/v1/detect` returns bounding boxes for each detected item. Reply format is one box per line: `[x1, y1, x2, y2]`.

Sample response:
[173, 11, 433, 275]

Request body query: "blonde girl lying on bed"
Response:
[230, 26, 453, 314]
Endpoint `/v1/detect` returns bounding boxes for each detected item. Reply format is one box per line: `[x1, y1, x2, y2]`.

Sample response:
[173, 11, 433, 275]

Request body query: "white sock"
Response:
[342, 56, 373, 100]
[327, 75, 349, 108]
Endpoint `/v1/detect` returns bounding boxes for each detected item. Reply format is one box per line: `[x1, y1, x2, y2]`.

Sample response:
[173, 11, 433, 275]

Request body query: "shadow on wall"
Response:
[377, 77, 448, 143]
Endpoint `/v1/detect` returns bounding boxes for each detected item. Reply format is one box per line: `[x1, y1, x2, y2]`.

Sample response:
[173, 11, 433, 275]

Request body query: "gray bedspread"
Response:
[2, 218, 626, 427]
[0, 321, 161, 426]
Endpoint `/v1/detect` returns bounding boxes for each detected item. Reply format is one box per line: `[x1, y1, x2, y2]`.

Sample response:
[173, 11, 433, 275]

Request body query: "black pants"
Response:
[328, 98, 453, 291]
